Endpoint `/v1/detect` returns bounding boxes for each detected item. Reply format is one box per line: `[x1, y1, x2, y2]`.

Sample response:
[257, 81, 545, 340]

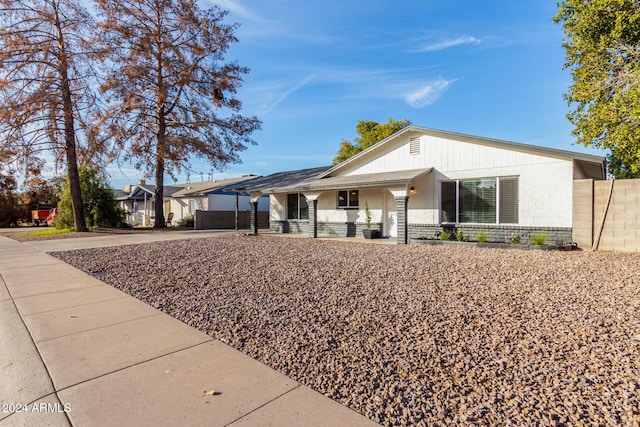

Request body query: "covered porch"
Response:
[244, 168, 431, 244]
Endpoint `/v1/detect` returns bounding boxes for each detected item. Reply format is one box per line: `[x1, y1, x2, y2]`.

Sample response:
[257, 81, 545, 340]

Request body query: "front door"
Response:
[385, 191, 397, 238]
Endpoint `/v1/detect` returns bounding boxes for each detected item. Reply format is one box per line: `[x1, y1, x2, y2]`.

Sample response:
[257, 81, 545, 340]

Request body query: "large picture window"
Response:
[337, 190, 359, 208]
[287, 193, 308, 220]
[440, 177, 518, 224]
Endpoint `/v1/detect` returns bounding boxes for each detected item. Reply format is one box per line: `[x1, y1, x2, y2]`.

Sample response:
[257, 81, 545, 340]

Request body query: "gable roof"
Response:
[118, 184, 184, 201]
[318, 125, 606, 179]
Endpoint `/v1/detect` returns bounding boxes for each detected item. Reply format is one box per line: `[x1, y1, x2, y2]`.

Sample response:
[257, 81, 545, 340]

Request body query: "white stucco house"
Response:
[232, 126, 606, 244]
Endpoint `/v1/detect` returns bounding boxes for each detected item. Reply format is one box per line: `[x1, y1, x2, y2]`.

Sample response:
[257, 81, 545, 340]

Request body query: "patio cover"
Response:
[275, 168, 432, 193]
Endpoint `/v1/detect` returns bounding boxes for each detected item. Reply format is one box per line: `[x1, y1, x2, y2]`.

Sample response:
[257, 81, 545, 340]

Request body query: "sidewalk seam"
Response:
[21, 295, 130, 316]
[224, 384, 302, 426]
[11, 284, 107, 303]
[1, 272, 74, 427]
[34, 312, 164, 343]
[53, 338, 214, 394]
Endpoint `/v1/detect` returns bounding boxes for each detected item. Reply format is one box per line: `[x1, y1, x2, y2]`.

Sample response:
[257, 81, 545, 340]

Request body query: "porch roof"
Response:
[227, 166, 331, 194]
[273, 168, 432, 193]
[171, 176, 258, 198]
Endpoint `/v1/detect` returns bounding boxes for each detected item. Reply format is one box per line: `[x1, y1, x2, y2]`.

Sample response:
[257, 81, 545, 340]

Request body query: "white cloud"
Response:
[405, 77, 457, 108]
[417, 36, 481, 52]
[205, 0, 267, 22]
[263, 74, 316, 114]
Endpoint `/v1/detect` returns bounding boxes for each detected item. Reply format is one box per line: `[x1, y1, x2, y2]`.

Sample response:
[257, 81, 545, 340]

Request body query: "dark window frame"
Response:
[337, 189, 359, 209]
[287, 193, 308, 220]
[440, 176, 519, 225]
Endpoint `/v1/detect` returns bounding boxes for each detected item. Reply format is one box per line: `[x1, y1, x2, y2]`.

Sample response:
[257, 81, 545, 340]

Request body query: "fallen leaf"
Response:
[203, 389, 216, 396]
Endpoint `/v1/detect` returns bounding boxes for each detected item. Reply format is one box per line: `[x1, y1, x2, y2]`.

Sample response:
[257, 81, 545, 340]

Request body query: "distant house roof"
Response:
[171, 175, 258, 198]
[112, 189, 127, 199]
[228, 166, 331, 195]
[117, 184, 182, 201]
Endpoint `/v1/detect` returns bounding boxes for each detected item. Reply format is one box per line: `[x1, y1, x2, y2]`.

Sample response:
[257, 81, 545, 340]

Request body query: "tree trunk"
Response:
[55, 5, 87, 232]
[154, 113, 166, 228]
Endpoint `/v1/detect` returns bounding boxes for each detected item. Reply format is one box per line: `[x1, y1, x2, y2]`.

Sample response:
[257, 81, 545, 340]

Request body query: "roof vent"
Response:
[409, 137, 420, 155]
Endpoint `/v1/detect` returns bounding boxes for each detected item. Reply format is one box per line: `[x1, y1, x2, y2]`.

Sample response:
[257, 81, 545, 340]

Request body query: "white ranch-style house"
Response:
[232, 126, 606, 244]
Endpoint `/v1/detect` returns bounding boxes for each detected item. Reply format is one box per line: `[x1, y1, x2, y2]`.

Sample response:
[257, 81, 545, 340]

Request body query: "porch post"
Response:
[235, 192, 239, 231]
[250, 200, 259, 235]
[308, 198, 318, 238]
[395, 196, 409, 244]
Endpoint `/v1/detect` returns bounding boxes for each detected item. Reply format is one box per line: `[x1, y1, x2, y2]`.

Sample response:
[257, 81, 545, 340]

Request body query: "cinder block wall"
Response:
[573, 178, 640, 253]
[195, 210, 269, 230]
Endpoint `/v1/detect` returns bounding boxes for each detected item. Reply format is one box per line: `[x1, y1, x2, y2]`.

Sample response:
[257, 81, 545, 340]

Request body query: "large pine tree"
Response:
[95, 0, 261, 227]
[0, 0, 100, 231]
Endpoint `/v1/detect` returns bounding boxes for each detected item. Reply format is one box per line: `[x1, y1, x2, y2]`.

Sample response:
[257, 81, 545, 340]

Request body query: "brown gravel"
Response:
[51, 234, 640, 426]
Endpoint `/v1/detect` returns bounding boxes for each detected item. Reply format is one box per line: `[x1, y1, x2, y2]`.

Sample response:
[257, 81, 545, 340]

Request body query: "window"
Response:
[460, 179, 496, 223]
[499, 177, 519, 224]
[440, 181, 456, 223]
[337, 190, 359, 208]
[287, 193, 308, 220]
[440, 177, 518, 224]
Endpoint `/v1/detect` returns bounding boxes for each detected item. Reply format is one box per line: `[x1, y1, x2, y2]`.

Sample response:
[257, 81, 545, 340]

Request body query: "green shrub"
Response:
[0, 174, 29, 227]
[54, 166, 126, 230]
[455, 230, 465, 241]
[439, 231, 451, 241]
[177, 214, 194, 228]
[508, 234, 521, 244]
[530, 232, 547, 245]
[476, 232, 488, 243]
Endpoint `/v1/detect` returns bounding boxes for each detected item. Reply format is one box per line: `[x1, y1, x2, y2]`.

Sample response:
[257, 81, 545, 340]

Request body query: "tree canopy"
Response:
[554, 0, 640, 178]
[0, 0, 104, 231]
[95, 0, 261, 227]
[333, 118, 411, 164]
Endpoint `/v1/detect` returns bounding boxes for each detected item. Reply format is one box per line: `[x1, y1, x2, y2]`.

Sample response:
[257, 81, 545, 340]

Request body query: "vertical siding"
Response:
[338, 133, 575, 227]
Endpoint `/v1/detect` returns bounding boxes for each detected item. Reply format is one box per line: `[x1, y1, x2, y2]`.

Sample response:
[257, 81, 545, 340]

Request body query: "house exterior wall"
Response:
[207, 194, 269, 211]
[336, 132, 576, 228]
[167, 198, 189, 223]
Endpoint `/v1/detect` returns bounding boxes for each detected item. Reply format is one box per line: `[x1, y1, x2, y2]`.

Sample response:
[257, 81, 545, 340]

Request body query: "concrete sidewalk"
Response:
[0, 233, 378, 426]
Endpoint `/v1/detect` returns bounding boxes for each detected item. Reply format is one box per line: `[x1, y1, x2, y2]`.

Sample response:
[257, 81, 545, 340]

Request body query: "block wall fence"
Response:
[573, 178, 640, 253]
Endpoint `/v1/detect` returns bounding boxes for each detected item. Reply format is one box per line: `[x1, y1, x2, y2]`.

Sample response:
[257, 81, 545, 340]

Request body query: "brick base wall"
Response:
[271, 220, 383, 237]
[408, 223, 572, 245]
[270, 220, 572, 245]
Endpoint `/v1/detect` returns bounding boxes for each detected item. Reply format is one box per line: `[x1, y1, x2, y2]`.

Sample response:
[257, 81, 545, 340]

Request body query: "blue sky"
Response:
[107, 0, 604, 188]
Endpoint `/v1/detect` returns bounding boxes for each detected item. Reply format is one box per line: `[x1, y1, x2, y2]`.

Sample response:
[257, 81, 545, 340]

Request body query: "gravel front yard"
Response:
[52, 234, 640, 426]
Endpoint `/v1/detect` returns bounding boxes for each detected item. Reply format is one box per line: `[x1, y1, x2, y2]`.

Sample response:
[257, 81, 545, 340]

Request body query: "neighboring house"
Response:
[117, 181, 182, 226]
[117, 176, 268, 227]
[232, 126, 606, 244]
[167, 175, 268, 224]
